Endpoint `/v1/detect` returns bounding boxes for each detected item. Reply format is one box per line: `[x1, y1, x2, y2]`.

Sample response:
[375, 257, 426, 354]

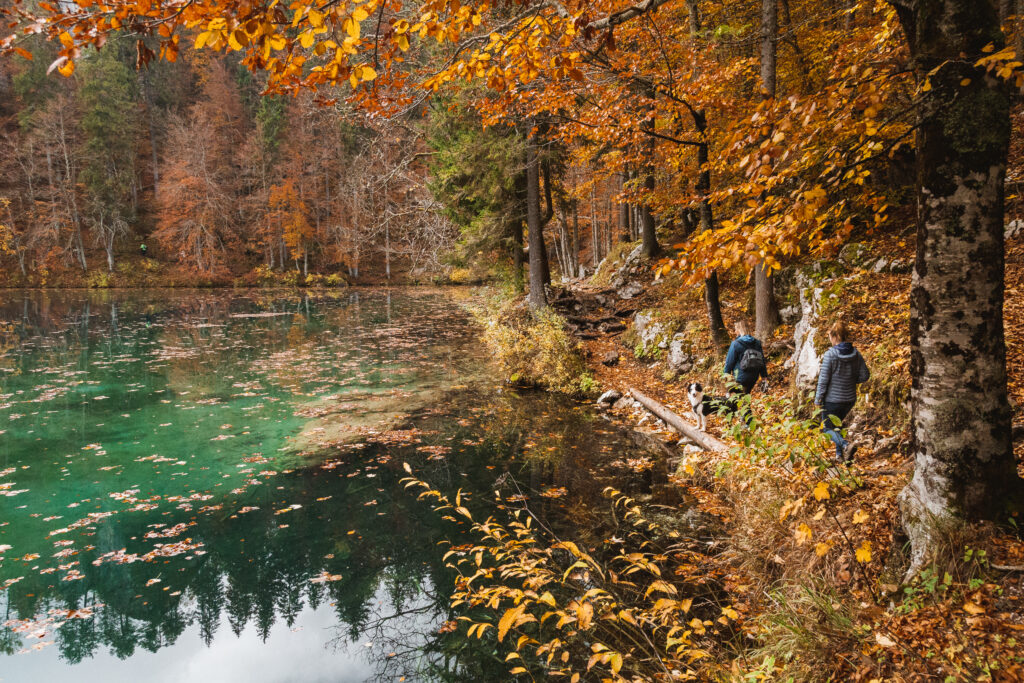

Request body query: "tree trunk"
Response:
[640, 172, 660, 258]
[1017, 0, 1024, 65]
[638, 84, 662, 259]
[755, 264, 781, 338]
[512, 172, 527, 290]
[619, 171, 631, 242]
[755, 0, 782, 339]
[526, 134, 547, 310]
[893, 0, 1022, 576]
[695, 110, 730, 348]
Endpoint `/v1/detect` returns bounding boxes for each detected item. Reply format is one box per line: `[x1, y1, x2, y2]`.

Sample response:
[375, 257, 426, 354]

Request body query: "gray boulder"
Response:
[667, 335, 693, 374]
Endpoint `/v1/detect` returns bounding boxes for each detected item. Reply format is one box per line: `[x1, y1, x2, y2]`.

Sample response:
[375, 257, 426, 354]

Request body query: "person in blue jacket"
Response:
[723, 319, 768, 394]
[722, 320, 767, 425]
[815, 320, 870, 463]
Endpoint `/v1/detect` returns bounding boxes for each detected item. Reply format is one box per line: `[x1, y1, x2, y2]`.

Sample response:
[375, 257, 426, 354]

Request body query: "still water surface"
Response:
[0, 289, 663, 682]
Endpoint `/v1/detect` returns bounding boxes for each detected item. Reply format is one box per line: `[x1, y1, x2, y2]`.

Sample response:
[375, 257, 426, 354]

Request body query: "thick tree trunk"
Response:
[755, 264, 780, 338]
[639, 86, 662, 259]
[1017, 0, 1024, 66]
[755, 0, 782, 339]
[894, 0, 1022, 575]
[526, 135, 547, 310]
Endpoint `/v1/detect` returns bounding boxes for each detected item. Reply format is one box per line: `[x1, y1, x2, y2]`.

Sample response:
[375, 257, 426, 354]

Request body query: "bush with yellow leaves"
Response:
[478, 301, 594, 395]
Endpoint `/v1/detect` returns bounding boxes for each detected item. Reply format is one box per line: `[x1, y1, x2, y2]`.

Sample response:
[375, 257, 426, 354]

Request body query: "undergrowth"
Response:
[475, 296, 594, 395]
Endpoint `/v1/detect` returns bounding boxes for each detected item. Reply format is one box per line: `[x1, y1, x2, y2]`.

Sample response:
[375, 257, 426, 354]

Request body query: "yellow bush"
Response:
[479, 302, 592, 395]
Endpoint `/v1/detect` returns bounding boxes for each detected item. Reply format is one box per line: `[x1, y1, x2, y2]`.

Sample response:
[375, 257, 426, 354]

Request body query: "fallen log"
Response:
[628, 387, 728, 453]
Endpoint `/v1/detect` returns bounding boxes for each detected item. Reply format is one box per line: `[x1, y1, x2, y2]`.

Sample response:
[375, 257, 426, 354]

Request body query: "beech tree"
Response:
[891, 0, 1023, 572]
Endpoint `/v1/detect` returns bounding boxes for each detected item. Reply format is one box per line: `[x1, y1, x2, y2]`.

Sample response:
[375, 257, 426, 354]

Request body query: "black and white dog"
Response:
[686, 383, 713, 431]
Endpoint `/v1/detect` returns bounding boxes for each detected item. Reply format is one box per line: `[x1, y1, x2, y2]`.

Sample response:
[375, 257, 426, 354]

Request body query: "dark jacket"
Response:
[815, 342, 870, 405]
[724, 335, 767, 386]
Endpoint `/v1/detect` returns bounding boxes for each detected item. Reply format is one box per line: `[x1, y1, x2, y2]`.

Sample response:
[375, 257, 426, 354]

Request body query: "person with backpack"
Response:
[722, 320, 767, 426]
[723, 319, 768, 393]
[815, 320, 871, 463]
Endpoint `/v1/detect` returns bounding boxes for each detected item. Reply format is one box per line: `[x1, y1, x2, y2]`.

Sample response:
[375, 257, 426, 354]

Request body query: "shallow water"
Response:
[0, 289, 670, 682]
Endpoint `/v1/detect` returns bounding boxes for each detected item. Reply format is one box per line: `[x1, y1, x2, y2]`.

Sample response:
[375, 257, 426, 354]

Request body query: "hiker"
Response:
[815, 320, 871, 463]
[139, 243, 148, 257]
[723, 319, 768, 394]
[722, 320, 767, 425]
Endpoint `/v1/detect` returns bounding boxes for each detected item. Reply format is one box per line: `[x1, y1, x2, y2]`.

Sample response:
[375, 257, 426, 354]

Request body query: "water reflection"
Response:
[0, 289, 670, 681]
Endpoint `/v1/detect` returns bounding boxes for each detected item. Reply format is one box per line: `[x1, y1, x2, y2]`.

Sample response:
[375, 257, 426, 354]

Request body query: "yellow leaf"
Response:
[299, 31, 315, 49]
[195, 31, 211, 49]
[57, 58, 75, 77]
[576, 600, 594, 630]
[963, 601, 985, 615]
[813, 481, 830, 501]
[228, 30, 248, 50]
[353, 6, 369, 21]
[509, 667, 527, 674]
[960, 78, 971, 86]
[815, 541, 833, 557]
[361, 65, 377, 81]
[852, 509, 869, 524]
[396, 34, 410, 51]
[346, 17, 361, 39]
[609, 652, 623, 674]
[812, 506, 826, 521]
[721, 606, 739, 620]
[538, 591, 555, 607]
[794, 523, 812, 545]
[856, 541, 872, 564]
[497, 605, 523, 642]
[58, 31, 74, 48]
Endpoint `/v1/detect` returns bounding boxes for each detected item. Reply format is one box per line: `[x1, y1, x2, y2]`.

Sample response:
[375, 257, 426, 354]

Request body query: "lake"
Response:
[0, 288, 674, 682]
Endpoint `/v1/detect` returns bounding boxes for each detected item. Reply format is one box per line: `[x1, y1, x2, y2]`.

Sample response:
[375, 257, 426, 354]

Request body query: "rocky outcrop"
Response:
[667, 335, 693, 374]
[631, 311, 670, 353]
[610, 245, 646, 299]
[785, 271, 823, 391]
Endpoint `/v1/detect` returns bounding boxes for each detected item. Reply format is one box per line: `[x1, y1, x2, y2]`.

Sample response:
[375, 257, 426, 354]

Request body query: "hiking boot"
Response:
[843, 443, 859, 464]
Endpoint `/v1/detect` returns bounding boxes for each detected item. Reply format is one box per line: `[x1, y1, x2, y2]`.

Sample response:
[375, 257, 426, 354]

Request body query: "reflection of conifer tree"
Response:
[99, 609, 137, 660]
[225, 575, 255, 637]
[193, 559, 225, 647]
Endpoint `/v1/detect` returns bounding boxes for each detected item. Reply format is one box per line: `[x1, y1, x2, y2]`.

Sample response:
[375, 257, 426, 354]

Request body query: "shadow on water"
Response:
[0, 289, 692, 682]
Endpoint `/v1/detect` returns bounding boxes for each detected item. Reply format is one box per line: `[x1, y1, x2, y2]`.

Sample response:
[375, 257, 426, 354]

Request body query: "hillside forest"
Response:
[3, 0, 1024, 680]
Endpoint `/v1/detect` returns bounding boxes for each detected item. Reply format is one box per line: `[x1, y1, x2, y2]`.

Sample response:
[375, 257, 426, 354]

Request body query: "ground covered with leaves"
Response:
[527, 234, 1024, 681]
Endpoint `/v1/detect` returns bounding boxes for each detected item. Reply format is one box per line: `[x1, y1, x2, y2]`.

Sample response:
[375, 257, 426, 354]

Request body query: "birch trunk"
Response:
[893, 0, 1022, 575]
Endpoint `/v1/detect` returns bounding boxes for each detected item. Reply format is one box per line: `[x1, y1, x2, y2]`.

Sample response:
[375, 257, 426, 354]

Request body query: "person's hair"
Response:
[829, 320, 850, 341]
[734, 319, 751, 336]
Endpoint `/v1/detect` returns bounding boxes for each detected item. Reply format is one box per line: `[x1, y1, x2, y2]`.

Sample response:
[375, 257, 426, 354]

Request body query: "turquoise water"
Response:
[0, 289, 665, 682]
